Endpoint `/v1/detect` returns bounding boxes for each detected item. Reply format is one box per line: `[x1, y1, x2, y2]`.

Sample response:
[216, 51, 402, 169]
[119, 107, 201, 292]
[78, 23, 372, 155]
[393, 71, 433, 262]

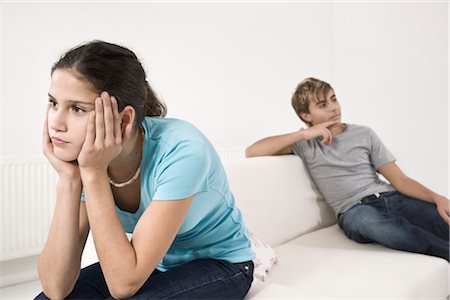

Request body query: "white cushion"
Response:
[249, 225, 449, 299]
[224, 155, 336, 247]
[246, 281, 304, 298]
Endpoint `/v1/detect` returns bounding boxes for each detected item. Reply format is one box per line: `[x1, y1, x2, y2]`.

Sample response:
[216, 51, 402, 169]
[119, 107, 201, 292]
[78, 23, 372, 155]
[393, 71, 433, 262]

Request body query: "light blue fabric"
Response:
[81, 117, 254, 271]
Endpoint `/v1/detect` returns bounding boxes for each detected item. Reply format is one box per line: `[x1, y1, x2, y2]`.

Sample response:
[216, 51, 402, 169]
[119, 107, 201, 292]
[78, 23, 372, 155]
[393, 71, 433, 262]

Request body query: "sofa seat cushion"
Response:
[248, 225, 449, 299]
[246, 281, 304, 298]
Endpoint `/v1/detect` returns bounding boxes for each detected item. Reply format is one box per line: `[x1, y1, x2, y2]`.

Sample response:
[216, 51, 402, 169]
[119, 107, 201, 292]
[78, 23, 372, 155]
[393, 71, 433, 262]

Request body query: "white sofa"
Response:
[82, 155, 449, 299]
[225, 155, 449, 300]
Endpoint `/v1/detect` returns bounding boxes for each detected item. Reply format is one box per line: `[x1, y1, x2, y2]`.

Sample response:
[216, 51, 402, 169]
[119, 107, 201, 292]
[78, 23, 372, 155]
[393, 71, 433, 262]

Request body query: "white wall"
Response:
[2, 2, 448, 197]
[331, 2, 448, 195]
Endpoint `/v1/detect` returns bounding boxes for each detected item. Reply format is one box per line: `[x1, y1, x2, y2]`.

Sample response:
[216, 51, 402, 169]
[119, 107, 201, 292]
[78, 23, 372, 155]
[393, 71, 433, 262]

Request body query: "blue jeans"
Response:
[35, 259, 254, 299]
[338, 191, 449, 261]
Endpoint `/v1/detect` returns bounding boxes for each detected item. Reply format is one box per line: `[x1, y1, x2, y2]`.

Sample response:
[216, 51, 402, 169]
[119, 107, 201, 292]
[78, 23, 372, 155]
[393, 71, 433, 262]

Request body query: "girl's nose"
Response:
[49, 110, 67, 132]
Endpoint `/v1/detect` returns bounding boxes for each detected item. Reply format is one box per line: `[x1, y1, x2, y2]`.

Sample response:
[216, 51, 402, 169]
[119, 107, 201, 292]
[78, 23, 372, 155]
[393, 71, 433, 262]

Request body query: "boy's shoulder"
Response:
[345, 124, 376, 137]
[347, 123, 372, 132]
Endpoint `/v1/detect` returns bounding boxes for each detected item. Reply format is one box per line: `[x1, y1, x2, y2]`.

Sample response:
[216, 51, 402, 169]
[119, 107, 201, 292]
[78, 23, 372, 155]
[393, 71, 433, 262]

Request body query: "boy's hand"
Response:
[302, 120, 340, 145]
[78, 91, 123, 179]
[434, 195, 450, 224]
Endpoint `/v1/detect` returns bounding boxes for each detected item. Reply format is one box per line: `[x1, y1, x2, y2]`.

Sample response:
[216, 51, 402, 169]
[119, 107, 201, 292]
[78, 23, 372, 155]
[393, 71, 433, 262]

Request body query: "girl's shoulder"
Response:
[142, 117, 207, 144]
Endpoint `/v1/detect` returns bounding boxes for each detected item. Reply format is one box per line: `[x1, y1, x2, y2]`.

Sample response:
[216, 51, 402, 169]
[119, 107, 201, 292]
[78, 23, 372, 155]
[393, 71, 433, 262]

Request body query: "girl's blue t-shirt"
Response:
[82, 117, 254, 271]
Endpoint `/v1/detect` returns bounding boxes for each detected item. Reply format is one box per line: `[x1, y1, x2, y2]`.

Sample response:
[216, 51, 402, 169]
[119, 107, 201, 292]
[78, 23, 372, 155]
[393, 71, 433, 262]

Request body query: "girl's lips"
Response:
[51, 137, 68, 145]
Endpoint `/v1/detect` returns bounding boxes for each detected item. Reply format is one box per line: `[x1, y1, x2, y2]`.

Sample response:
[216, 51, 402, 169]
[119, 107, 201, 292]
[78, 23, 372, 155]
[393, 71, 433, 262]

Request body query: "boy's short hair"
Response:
[291, 77, 333, 127]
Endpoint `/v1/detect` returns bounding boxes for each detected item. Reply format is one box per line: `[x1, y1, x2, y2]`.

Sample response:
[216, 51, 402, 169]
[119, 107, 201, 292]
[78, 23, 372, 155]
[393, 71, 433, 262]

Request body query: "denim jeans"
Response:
[35, 259, 254, 299]
[338, 191, 449, 261]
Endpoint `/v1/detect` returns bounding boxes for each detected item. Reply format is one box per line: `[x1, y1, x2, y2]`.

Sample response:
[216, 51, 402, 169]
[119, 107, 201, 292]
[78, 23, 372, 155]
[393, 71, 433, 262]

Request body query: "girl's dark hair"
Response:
[51, 40, 166, 130]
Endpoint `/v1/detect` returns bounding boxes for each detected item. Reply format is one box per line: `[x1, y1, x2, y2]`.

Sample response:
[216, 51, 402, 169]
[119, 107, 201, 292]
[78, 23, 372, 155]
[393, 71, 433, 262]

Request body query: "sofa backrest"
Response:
[223, 155, 336, 247]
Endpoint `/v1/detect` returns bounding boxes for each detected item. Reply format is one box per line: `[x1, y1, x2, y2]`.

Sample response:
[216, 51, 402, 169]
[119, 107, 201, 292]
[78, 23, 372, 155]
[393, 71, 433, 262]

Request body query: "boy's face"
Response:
[47, 69, 98, 162]
[301, 88, 341, 126]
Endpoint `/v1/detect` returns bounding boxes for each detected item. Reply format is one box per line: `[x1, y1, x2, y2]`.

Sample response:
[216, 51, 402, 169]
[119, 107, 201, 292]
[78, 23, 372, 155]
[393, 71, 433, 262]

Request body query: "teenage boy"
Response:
[246, 77, 449, 261]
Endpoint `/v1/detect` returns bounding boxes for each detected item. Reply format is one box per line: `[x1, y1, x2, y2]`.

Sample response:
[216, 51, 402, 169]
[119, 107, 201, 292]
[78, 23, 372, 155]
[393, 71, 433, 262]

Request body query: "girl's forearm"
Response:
[82, 172, 140, 297]
[37, 179, 84, 299]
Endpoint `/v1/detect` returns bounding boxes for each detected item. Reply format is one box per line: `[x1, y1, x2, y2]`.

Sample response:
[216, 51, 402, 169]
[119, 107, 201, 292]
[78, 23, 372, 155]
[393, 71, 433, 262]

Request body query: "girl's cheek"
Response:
[79, 119, 90, 144]
[47, 111, 55, 133]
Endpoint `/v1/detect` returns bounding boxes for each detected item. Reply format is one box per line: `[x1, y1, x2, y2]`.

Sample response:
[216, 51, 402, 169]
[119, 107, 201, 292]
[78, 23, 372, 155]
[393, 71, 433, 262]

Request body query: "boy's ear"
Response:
[120, 106, 136, 140]
[300, 112, 312, 123]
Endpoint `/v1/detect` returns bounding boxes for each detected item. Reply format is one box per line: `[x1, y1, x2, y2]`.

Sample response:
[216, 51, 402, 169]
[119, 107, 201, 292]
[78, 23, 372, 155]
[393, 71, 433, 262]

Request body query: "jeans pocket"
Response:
[233, 261, 254, 281]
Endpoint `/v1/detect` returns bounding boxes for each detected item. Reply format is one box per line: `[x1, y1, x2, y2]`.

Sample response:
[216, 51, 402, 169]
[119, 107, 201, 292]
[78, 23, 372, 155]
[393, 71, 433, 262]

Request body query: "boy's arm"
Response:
[245, 121, 338, 158]
[378, 161, 450, 224]
[245, 131, 299, 157]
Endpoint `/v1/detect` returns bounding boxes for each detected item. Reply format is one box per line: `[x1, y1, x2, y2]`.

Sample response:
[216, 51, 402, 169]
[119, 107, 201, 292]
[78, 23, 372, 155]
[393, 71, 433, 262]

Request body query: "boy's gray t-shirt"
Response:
[291, 124, 396, 216]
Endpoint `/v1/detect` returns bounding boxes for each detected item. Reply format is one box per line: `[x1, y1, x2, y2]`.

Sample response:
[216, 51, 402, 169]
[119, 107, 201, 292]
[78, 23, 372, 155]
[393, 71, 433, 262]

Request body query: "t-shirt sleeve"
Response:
[153, 140, 211, 201]
[291, 128, 306, 160]
[369, 128, 396, 170]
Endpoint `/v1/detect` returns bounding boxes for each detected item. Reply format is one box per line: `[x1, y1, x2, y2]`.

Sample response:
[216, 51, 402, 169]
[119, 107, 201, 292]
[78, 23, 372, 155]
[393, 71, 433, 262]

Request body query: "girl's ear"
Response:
[120, 106, 136, 140]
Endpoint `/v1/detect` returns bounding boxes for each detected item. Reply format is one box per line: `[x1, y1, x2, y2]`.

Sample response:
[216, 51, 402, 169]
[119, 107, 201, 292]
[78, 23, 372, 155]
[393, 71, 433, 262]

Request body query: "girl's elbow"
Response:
[107, 275, 142, 300]
[40, 290, 67, 300]
[109, 284, 139, 300]
[38, 264, 79, 300]
[40, 282, 74, 300]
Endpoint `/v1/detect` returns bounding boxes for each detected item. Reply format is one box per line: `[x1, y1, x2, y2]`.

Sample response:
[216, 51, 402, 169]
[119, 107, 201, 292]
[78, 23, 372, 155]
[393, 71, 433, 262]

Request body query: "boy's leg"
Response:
[125, 259, 254, 300]
[384, 191, 449, 241]
[338, 199, 449, 261]
[34, 262, 111, 299]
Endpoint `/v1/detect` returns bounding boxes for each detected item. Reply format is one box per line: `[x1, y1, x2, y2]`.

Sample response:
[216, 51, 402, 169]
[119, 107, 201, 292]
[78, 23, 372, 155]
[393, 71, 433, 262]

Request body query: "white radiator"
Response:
[0, 147, 244, 262]
[1, 155, 57, 262]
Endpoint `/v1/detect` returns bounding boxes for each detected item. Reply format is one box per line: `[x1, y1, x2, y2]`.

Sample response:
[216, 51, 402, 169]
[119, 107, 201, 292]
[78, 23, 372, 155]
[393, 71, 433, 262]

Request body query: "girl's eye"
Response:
[72, 106, 86, 113]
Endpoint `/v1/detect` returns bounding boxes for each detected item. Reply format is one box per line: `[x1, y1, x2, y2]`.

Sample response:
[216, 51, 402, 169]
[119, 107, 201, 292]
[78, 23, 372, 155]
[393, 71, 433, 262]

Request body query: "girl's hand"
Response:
[43, 104, 81, 182]
[302, 120, 339, 145]
[77, 91, 122, 178]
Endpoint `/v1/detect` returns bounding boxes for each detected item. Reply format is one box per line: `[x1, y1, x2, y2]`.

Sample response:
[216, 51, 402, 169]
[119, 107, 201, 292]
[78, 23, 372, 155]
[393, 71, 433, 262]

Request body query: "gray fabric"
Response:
[291, 124, 396, 215]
